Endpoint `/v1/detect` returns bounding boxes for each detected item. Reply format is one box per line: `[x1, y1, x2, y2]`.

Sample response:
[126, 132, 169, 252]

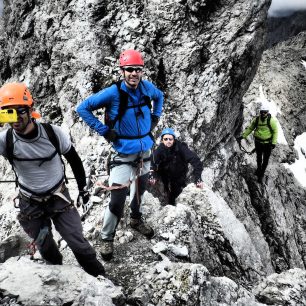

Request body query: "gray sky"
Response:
[269, 0, 306, 16]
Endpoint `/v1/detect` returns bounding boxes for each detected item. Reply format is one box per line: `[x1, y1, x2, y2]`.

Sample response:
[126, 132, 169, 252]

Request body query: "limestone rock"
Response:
[0, 257, 124, 306]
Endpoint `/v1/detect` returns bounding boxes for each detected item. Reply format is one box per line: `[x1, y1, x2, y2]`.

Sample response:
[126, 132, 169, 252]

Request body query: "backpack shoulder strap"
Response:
[116, 80, 129, 123]
[41, 122, 68, 183]
[267, 114, 273, 134]
[5, 124, 67, 187]
[5, 128, 18, 187]
[41, 123, 60, 155]
[140, 81, 152, 110]
[6, 123, 61, 160]
[5, 128, 14, 165]
[105, 81, 128, 128]
[254, 116, 259, 130]
[113, 80, 152, 125]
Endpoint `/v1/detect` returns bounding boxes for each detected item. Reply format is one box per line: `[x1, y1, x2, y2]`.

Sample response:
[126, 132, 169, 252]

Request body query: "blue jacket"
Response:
[76, 80, 164, 154]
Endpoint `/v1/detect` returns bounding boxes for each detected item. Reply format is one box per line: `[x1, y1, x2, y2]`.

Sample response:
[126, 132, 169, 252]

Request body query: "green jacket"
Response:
[242, 115, 278, 145]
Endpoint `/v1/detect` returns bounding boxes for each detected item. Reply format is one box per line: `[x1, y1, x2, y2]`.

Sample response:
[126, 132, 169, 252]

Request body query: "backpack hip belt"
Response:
[254, 136, 272, 143]
[19, 191, 53, 204]
[116, 131, 151, 140]
[108, 155, 150, 170]
[19, 180, 66, 201]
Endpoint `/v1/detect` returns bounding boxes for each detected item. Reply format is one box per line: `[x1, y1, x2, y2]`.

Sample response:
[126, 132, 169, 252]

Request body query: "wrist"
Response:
[79, 187, 88, 194]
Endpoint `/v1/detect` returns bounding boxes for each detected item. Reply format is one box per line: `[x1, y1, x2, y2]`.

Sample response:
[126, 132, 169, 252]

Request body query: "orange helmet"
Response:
[119, 49, 144, 67]
[0, 82, 33, 108]
[0, 82, 41, 119]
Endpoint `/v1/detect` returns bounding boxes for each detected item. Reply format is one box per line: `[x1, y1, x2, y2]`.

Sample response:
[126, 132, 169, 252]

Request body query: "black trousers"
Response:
[109, 173, 148, 220]
[18, 186, 104, 277]
[162, 177, 186, 205]
[255, 140, 272, 177]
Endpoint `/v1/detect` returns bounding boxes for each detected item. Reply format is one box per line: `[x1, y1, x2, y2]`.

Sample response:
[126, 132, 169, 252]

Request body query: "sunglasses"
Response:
[163, 137, 174, 141]
[16, 107, 29, 115]
[123, 67, 143, 73]
[5, 107, 28, 115]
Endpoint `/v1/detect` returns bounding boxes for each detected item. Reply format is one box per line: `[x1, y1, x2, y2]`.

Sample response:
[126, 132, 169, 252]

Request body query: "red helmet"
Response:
[119, 49, 144, 67]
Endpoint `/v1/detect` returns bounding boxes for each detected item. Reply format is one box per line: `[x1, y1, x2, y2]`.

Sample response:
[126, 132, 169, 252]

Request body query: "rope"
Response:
[17, 240, 37, 261]
[0, 179, 15, 183]
[135, 159, 144, 207]
[0, 174, 107, 184]
[95, 181, 131, 191]
[95, 156, 144, 204]
[237, 139, 256, 155]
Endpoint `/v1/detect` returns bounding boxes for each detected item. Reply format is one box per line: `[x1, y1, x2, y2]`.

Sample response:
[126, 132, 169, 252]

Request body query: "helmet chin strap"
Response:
[260, 114, 267, 120]
[26, 109, 34, 127]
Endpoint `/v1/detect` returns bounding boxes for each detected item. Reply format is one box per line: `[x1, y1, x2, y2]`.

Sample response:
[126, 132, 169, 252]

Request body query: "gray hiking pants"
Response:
[17, 184, 104, 277]
[101, 150, 150, 240]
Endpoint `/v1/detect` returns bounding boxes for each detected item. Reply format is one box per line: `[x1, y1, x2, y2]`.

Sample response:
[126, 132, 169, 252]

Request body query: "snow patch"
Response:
[284, 132, 306, 188]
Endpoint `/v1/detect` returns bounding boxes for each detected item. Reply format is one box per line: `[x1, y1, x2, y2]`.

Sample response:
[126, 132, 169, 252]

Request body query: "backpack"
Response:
[254, 114, 273, 134]
[6, 123, 67, 188]
[105, 80, 152, 130]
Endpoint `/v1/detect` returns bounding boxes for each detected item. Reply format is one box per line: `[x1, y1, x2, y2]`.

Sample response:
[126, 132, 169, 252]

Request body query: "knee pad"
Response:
[109, 185, 128, 218]
[39, 238, 63, 265]
[136, 173, 149, 196]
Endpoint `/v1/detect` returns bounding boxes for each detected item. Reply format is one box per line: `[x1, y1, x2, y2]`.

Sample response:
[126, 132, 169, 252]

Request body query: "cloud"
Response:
[269, 0, 306, 17]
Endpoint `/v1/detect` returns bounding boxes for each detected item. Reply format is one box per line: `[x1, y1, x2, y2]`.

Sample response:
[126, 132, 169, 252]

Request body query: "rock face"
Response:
[0, 0, 270, 151]
[2, 0, 306, 305]
[0, 257, 124, 306]
[267, 11, 306, 48]
[255, 268, 306, 305]
[236, 31, 306, 276]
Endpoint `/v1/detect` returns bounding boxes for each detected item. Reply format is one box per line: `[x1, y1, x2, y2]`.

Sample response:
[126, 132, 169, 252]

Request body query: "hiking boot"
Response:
[100, 239, 113, 261]
[130, 218, 154, 239]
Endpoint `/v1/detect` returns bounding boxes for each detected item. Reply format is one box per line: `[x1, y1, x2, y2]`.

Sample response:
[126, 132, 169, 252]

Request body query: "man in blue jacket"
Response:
[76, 49, 164, 260]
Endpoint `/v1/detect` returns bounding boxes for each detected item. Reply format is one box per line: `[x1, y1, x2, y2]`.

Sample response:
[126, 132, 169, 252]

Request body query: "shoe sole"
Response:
[146, 231, 155, 239]
[101, 252, 113, 261]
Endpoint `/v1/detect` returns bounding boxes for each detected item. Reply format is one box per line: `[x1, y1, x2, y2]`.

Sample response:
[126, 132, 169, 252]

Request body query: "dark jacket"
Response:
[151, 140, 203, 184]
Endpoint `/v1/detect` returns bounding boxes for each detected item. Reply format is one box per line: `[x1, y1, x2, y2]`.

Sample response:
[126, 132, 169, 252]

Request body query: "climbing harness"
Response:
[98, 153, 150, 208]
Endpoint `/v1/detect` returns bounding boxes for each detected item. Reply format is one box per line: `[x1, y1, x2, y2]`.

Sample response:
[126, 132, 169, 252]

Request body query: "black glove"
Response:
[151, 114, 159, 131]
[77, 190, 90, 207]
[271, 144, 276, 149]
[104, 129, 118, 142]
